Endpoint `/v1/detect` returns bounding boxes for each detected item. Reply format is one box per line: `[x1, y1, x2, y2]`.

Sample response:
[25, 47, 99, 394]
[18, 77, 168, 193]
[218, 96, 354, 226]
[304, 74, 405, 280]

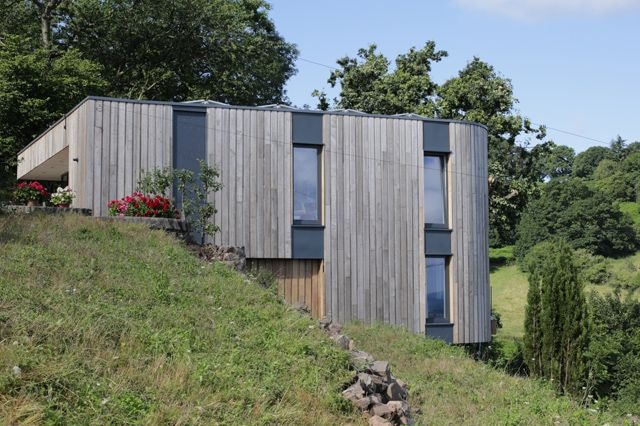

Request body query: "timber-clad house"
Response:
[17, 96, 491, 344]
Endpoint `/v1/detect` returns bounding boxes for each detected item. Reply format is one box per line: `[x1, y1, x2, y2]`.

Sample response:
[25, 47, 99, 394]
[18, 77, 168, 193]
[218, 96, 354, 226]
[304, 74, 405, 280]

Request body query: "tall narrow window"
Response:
[424, 155, 446, 226]
[426, 257, 447, 321]
[293, 145, 321, 224]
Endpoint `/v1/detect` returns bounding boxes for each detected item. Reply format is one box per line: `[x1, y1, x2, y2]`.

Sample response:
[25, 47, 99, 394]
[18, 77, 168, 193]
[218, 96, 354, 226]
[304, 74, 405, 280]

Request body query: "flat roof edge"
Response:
[19, 96, 488, 156]
[17, 96, 93, 156]
[84, 96, 489, 129]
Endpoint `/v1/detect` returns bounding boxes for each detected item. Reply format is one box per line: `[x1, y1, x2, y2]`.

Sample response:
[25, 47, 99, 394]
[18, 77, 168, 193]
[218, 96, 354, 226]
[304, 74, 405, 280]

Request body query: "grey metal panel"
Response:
[173, 109, 206, 177]
[423, 121, 450, 152]
[426, 323, 454, 343]
[425, 229, 452, 255]
[292, 226, 324, 259]
[292, 113, 323, 145]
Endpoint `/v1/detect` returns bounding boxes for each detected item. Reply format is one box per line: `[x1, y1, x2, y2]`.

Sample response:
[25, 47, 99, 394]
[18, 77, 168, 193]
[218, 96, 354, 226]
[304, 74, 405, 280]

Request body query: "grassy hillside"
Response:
[344, 323, 610, 425]
[0, 214, 619, 425]
[0, 213, 359, 425]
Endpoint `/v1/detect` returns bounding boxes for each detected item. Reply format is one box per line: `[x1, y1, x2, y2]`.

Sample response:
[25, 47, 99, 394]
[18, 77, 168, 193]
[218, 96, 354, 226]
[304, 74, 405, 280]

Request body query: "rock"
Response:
[342, 383, 365, 402]
[368, 415, 393, 426]
[369, 393, 383, 405]
[357, 372, 374, 393]
[369, 373, 389, 393]
[328, 322, 342, 336]
[350, 350, 375, 364]
[386, 400, 409, 417]
[348, 339, 357, 351]
[399, 414, 414, 425]
[371, 402, 394, 419]
[331, 334, 351, 350]
[386, 400, 404, 414]
[396, 378, 407, 389]
[355, 396, 373, 410]
[370, 360, 390, 376]
[386, 382, 407, 401]
[11, 365, 22, 377]
[319, 317, 332, 330]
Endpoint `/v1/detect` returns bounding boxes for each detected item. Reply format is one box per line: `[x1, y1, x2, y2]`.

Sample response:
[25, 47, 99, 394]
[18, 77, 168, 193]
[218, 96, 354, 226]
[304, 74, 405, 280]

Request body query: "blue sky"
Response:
[268, 0, 640, 153]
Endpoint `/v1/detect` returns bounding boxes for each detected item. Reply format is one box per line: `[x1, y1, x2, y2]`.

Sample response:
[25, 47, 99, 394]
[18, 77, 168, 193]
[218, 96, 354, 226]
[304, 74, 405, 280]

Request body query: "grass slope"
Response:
[344, 323, 610, 425]
[0, 214, 360, 425]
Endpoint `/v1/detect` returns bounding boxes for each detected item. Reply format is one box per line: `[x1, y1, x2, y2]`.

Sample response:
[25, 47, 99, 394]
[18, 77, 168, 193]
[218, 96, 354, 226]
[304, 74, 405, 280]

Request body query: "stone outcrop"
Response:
[319, 318, 414, 425]
[195, 245, 246, 271]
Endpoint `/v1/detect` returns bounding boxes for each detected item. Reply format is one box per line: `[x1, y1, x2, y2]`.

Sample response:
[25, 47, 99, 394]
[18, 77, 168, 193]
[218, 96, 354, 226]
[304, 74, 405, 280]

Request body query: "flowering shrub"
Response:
[13, 181, 49, 203]
[50, 186, 76, 206]
[107, 192, 179, 218]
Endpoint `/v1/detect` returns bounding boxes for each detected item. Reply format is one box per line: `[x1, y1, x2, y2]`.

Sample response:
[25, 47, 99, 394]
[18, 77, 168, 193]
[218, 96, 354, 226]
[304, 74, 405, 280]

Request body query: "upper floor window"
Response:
[293, 145, 321, 224]
[424, 155, 447, 226]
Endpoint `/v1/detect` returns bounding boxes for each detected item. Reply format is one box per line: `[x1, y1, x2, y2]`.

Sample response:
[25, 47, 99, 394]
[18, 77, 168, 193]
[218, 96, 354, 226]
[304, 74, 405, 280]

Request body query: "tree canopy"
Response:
[0, 0, 298, 193]
[514, 178, 637, 260]
[315, 49, 547, 246]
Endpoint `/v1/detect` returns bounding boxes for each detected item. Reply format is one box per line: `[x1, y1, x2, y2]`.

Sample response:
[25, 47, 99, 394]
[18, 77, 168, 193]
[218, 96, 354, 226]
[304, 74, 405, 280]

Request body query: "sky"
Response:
[268, 0, 640, 153]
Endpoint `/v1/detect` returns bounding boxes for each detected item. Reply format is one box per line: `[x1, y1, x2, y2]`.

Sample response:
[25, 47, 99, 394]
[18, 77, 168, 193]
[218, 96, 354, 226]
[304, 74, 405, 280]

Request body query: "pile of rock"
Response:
[195, 245, 246, 271]
[319, 318, 413, 426]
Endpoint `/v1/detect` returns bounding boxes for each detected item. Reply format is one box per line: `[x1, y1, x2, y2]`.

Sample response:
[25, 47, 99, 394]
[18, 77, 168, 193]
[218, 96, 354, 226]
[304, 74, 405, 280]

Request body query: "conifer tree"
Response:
[523, 240, 590, 393]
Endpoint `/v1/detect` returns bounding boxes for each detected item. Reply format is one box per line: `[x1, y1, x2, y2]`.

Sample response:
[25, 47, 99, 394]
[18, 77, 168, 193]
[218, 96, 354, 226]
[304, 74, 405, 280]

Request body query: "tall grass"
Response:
[0, 213, 360, 425]
[344, 323, 612, 425]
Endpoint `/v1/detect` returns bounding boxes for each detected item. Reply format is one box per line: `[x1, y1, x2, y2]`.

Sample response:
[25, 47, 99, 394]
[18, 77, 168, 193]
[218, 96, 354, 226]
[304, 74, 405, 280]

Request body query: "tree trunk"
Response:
[41, 15, 51, 47]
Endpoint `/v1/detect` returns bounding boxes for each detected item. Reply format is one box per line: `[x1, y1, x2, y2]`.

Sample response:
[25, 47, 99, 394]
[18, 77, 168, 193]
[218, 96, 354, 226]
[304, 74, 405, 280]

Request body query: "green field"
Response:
[491, 245, 640, 340]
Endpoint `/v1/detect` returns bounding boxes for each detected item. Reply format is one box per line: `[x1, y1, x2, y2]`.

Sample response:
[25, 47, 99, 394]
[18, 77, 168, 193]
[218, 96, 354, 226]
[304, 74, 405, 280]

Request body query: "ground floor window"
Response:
[426, 256, 448, 322]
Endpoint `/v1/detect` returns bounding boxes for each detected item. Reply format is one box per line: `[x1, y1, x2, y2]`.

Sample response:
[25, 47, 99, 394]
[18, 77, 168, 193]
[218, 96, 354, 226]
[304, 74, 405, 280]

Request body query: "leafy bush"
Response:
[137, 161, 222, 244]
[587, 291, 640, 416]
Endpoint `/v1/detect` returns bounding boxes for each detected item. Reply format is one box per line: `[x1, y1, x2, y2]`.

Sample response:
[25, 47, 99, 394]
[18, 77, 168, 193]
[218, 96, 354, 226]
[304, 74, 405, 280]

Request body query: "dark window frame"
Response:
[293, 144, 322, 226]
[426, 255, 450, 324]
[424, 153, 448, 229]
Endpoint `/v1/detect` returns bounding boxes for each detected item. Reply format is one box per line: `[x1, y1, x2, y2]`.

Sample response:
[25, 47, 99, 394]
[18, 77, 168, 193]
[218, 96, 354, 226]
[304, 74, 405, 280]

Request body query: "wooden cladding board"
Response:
[323, 115, 425, 333]
[79, 100, 173, 215]
[17, 108, 76, 181]
[248, 259, 324, 318]
[448, 122, 491, 344]
[206, 108, 293, 258]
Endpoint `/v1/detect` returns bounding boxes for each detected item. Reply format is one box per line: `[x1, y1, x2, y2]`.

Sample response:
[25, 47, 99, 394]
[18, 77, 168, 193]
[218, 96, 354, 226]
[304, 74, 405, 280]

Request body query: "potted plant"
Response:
[50, 186, 75, 208]
[13, 181, 49, 206]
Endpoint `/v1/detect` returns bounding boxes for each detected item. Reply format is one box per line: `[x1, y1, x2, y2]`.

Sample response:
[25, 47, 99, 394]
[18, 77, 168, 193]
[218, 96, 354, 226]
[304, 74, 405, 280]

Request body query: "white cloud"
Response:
[455, 0, 640, 20]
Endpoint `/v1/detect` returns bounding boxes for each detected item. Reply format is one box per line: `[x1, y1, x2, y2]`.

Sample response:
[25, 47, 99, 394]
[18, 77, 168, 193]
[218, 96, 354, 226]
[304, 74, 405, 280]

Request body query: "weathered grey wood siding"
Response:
[323, 114, 425, 333]
[206, 108, 293, 258]
[80, 99, 173, 215]
[17, 108, 77, 181]
[448, 122, 491, 343]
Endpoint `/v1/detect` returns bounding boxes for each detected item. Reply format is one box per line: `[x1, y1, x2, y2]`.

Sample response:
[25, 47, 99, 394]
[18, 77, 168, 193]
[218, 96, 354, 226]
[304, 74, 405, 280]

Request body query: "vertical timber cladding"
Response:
[248, 259, 325, 318]
[448, 122, 491, 344]
[206, 107, 293, 257]
[323, 114, 425, 332]
[85, 99, 173, 216]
